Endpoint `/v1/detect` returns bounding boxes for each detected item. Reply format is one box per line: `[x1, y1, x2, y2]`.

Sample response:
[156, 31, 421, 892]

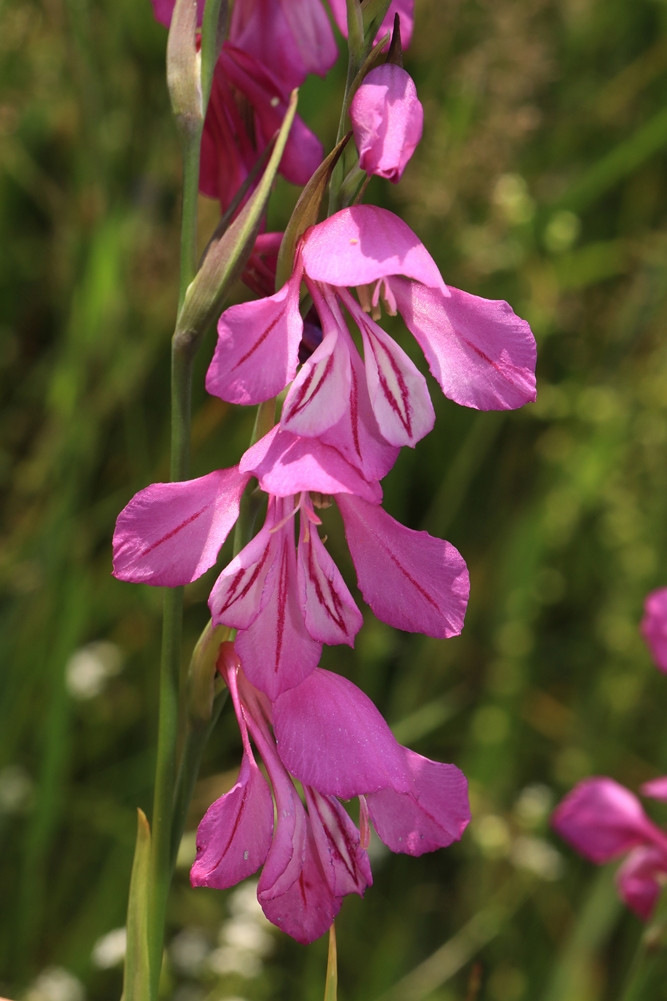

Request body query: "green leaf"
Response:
[276, 131, 352, 289]
[323, 924, 338, 1001]
[121, 809, 152, 1001]
[174, 90, 299, 352]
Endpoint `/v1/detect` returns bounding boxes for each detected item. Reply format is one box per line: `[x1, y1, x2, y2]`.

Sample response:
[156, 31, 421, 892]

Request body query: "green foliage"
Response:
[2, 0, 667, 998]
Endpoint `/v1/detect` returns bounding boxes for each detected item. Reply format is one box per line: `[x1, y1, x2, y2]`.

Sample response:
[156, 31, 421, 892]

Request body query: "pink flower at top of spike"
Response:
[207, 205, 536, 476]
[552, 777, 667, 920]
[640, 587, 667, 673]
[350, 64, 423, 182]
[152, 0, 339, 88]
[229, 0, 339, 89]
[112, 428, 470, 699]
[148, 3, 323, 212]
[190, 645, 470, 942]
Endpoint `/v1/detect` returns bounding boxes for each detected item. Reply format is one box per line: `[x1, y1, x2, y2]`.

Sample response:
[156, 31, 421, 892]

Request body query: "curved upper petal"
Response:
[336, 494, 469, 638]
[241, 427, 382, 503]
[366, 749, 470, 855]
[393, 279, 537, 411]
[112, 468, 249, 587]
[301, 206, 446, 291]
[273, 668, 411, 798]
[206, 271, 303, 405]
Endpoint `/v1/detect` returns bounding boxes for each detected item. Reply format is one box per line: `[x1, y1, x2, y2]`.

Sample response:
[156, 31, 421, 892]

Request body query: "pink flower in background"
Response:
[641, 587, 667, 672]
[152, 0, 339, 87]
[113, 428, 469, 699]
[229, 0, 339, 89]
[151, 0, 206, 27]
[191, 646, 469, 942]
[350, 64, 423, 182]
[149, 2, 324, 212]
[207, 205, 536, 462]
[553, 777, 667, 919]
[200, 45, 323, 212]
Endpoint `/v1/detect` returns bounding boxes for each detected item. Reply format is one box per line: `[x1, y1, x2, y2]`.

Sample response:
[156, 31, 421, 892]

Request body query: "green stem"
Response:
[617, 888, 667, 1001]
[145, 82, 203, 1001]
[147, 586, 183, 998]
[178, 126, 203, 308]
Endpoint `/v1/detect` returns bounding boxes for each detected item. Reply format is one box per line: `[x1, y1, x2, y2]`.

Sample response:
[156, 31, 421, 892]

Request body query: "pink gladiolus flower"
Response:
[113, 429, 469, 698]
[229, 0, 339, 89]
[207, 206, 536, 471]
[152, 0, 338, 87]
[553, 777, 667, 920]
[200, 45, 323, 212]
[641, 587, 667, 673]
[350, 64, 423, 182]
[191, 646, 469, 942]
[149, 3, 323, 212]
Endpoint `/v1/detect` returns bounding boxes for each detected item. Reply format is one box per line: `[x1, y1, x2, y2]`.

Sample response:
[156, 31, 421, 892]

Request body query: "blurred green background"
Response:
[2, 0, 667, 998]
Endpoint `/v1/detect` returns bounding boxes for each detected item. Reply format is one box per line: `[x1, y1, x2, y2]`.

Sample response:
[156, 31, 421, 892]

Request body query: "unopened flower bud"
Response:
[350, 63, 423, 182]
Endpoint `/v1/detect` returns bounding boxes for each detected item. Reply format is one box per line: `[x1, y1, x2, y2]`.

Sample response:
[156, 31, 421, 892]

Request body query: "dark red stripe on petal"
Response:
[141, 503, 210, 557]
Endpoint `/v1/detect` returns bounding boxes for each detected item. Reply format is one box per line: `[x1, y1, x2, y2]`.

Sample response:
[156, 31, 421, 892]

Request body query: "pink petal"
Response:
[209, 520, 279, 630]
[206, 270, 303, 405]
[241, 426, 383, 503]
[235, 527, 322, 699]
[336, 494, 469, 638]
[393, 280, 537, 411]
[230, 0, 338, 88]
[349, 295, 434, 447]
[640, 587, 667, 673]
[350, 65, 423, 183]
[616, 845, 667, 920]
[301, 206, 446, 291]
[640, 777, 667, 802]
[319, 343, 400, 481]
[552, 777, 657, 863]
[366, 749, 470, 855]
[305, 787, 372, 897]
[281, 327, 351, 436]
[112, 468, 249, 587]
[273, 669, 411, 798]
[297, 520, 363, 646]
[257, 773, 340, 943]
[190, 753, 274, 889]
